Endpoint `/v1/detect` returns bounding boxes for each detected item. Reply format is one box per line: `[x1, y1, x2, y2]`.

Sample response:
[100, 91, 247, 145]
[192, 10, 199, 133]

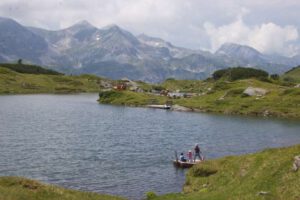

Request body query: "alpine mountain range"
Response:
[0, 16, 300, 82]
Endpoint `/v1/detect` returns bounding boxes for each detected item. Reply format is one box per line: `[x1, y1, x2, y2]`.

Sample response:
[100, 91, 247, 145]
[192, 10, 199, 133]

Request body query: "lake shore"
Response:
[98, 80, 300, 120]
[97, 67, 300, 120]
[1, 64, 299, 119]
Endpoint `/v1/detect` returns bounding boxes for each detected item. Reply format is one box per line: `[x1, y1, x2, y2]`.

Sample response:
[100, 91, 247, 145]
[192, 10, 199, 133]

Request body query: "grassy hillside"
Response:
[99, 77, 300, 119]
[174, 79, 300, 118]
[283, 66, 300, 82]
[151, 144, 300, 200]
[0, 63, 62, 75]
[0, 177, 124, 200]
[0, 67, 102, 94]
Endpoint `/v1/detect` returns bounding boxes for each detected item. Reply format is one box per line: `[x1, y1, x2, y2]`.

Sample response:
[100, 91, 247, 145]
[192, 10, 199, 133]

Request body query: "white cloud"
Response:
[204, 17, 299, 56]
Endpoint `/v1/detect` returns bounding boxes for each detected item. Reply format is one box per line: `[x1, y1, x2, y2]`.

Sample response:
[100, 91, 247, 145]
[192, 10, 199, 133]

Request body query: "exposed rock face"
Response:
[243, 87, 268, 97]
[171, 104, 193, 112]
[293, 155, 300, 171]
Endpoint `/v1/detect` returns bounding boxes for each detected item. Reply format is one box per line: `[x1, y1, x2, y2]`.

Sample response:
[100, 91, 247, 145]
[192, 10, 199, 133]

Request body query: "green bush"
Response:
[212, 69, 228, 80]
[99, 90, 122, 99]
[258, 76, 272, 83]
[270, 74, 279, 80]
[212, 67, 269, 81]
[165, 77, 176, 81]
[283, 76, 296, 83]
[146, 191, 158, 200]
[152, 85, 165, 91]
[213, 81, 230, 90]
[190, 163, 218, 177]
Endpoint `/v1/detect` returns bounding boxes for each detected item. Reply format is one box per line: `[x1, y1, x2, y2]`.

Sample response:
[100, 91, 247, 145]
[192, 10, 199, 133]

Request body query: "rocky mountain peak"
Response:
[101, 24, 140, 46]
[76, 20, 92, 26]
[0, 16, 49, 63]
[215, 43, 263, 60]
[0, 16, 297, 82]
[0, 16, 13, 23]
[137, 33, 159, 41]
[0, 16, 23, 30]
[103, 24, 123, 32]
[67, 20, 96, 32]
[137, 33, 173, 48]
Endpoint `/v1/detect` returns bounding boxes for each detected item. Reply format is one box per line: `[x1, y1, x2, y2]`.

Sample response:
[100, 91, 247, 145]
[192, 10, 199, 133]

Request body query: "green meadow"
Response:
[0, 65, 102, 94]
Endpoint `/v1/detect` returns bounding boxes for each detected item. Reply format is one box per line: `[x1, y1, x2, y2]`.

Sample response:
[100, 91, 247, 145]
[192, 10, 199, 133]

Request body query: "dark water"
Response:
[0, 94, 300, 199]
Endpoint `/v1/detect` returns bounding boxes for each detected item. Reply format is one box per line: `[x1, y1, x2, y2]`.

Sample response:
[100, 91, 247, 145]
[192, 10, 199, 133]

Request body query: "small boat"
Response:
[173, 159, 202, 168]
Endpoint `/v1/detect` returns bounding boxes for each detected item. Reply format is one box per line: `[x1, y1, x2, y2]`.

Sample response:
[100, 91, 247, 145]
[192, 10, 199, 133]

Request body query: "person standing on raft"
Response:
[194, 144, 202, 162]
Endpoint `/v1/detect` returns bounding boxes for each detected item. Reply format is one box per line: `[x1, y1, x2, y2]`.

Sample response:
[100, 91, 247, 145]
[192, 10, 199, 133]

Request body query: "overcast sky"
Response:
[0, 0, 299, 56]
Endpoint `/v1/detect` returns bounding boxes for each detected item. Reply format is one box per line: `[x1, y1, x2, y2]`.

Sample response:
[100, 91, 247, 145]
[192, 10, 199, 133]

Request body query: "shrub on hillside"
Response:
[270, 74, 280, 80]
[165, 78, 176, 81]
[212, 69, 228, 80]
[212, 67, 269, 81]
[152, 85, 165, 91]
[99, 90, 122, 100]
[213, 81, 230, 90]
[146, 191, 157, 200]
[258, 76, 272, 83]
[283, 76, 296, 83]
[190, 163, 218, 177]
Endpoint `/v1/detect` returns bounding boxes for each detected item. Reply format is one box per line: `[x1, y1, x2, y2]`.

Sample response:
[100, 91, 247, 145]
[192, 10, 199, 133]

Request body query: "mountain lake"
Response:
[1, 94, 300, 199]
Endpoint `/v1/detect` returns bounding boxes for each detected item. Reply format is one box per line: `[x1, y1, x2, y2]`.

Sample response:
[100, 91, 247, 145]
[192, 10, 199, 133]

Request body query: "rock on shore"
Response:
[171, 104, 193, 112]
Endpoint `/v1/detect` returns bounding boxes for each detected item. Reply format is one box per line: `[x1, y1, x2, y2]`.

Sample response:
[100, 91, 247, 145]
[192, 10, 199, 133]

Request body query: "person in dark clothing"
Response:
[194, 144, 202, 162]
[180, 152, 187, 162]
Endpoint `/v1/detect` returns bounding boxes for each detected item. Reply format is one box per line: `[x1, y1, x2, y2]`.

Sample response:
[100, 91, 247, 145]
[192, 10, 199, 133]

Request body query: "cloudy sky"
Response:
[0, 0, 299, 56]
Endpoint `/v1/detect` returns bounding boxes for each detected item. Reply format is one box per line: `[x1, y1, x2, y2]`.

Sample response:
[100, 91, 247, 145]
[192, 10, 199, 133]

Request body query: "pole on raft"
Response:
[175, 150, 178, 162]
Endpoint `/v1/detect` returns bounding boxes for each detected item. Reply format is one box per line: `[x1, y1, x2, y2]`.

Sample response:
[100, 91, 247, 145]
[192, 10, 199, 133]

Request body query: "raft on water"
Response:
[173, 159, 202, 168]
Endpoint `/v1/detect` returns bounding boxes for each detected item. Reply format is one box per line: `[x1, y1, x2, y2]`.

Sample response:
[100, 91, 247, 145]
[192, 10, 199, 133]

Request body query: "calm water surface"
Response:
[0, 94, 300, 199]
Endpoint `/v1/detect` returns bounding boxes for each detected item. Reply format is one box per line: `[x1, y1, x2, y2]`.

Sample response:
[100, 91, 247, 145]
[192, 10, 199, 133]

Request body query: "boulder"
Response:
[257, 191, 269, 196]
[171, 104, 193, 112]
[243, 87, 268, 97]
[293, 155, 300, 171]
